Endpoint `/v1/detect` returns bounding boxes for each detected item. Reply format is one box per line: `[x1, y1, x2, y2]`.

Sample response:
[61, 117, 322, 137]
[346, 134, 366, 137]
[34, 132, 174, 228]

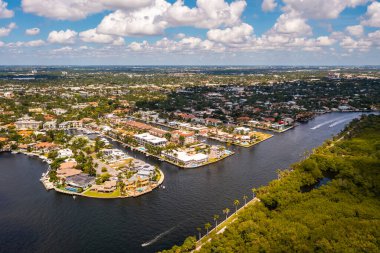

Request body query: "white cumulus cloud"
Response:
[79, 28, 124, 45]
[361, 1, 380, 27]
[164, 0, 246, 29]
[262, 0, 277, 12]
[47, 29, 77, 44]
[207, 23, 254, 45]
[97, 0, 247, 36]
[21, 0, 154, 21]
[0, 0, 13, 18]
[346, 25, 364, 37]
[282, 0, 368, 19]
[270, 12, 312, 36]
[25, 27, 40, 36]
[0, 22, 16, 37]
[97, 0, 170, 36]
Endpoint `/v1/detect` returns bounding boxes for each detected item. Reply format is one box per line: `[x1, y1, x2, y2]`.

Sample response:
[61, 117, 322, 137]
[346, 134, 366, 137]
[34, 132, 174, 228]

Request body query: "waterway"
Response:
[0, 112, 369, 253]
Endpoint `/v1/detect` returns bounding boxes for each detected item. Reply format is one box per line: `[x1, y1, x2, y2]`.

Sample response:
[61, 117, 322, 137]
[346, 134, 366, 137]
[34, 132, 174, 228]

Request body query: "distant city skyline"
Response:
[0, 0, 380, 65]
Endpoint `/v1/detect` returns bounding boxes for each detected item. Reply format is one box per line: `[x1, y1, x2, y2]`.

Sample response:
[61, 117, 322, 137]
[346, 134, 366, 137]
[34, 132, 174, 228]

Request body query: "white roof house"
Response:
[234, 127, 251, 134]
[162, 150, 209, 167]
[58, 148, 73, 158]
[134, 133, 167, 147]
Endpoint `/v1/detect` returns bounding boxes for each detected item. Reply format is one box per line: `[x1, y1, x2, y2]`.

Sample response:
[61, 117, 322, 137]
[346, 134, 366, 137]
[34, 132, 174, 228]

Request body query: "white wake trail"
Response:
[141, 225, 178, 247]
[329, 117, 352, 127]
[310, 118, 339, 130]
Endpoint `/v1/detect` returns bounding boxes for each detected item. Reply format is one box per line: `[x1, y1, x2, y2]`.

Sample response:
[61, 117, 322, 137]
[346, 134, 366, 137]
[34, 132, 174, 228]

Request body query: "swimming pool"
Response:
[65, 186, 79, 192]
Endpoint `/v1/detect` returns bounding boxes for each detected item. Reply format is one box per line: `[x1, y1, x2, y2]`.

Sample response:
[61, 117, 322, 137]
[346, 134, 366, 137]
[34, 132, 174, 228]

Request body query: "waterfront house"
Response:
[234, 127, 251, 134]
[33, 142, 59, 153]
[101, 148, 129, 162]
[209, 145, 225, 159]
[57, 166, 81, 178]
[162, 150, 208, 167]
[66, 174, 95, 189]
[91, 180, 117, 193]
[134, 133, 167, 147]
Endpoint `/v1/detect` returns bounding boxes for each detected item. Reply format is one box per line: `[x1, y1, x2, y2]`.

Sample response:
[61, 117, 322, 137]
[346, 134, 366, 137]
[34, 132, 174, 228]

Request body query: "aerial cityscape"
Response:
[0, 1, 380, 253]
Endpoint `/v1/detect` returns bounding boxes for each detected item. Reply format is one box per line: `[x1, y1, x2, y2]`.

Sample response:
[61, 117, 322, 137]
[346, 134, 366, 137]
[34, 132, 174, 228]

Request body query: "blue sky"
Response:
[0, 0, 379, 65]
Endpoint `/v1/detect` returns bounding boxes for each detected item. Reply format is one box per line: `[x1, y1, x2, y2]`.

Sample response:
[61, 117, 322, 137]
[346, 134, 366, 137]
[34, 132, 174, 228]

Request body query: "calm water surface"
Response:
[0, 112, 366, 253]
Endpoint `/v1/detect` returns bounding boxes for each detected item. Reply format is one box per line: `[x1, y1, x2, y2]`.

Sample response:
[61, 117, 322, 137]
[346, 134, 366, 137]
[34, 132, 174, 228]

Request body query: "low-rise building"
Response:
[205, 118, 222, 126]
[134, 133, 167, 147]
[66, 174, 95, 189]
[15, 117, 42, 130]
[234, 127, 251, 134]
[149, 128, 169, 138]
[209, 145, 225, 159]
[171, 130, 197, 145]
[58, 121, 83, 129]
[33, 142, 59, 153]
[57, 162, 81, 178]
[57, 148, 73, 158]
[43, 120, 57, 130]
[91, 180, 117, 193]
[101, 148, 129, 161]
[162, 150, 208, 167]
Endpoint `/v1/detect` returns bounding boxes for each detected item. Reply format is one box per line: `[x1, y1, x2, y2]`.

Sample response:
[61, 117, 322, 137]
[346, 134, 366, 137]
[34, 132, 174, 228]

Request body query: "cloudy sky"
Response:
[0, 0, 379, 65]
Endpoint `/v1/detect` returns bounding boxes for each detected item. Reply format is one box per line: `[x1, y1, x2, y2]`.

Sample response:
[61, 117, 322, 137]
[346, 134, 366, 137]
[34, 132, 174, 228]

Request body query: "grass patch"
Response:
[82, 188, 121, 198]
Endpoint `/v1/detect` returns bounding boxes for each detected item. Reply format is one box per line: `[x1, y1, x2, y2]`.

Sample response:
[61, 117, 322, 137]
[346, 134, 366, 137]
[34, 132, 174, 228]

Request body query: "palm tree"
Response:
[205, 222, 211, 234]
[234, 199, 240, 213]
[213, 214, 220, 228]
[196, 227, 202, 240]
[223, 208, 230, 220]
[243, 195, 248, 206]
[252, 187, 257, 199]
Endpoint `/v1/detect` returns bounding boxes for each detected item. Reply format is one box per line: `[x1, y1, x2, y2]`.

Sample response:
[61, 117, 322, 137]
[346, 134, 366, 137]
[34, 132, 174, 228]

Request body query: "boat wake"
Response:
[329, 117, 352, 127]
[310, 116, 349, 130]
[141, 225, 178, 247]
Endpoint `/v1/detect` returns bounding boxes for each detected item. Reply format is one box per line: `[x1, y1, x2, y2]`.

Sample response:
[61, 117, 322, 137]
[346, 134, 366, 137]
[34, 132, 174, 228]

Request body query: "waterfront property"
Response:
[162, 150, 209, 168]
[134, 133, 168, 147]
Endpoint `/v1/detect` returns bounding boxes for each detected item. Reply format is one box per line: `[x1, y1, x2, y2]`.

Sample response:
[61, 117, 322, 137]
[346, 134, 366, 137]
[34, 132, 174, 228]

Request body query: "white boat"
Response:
[73, 196, 77, 199]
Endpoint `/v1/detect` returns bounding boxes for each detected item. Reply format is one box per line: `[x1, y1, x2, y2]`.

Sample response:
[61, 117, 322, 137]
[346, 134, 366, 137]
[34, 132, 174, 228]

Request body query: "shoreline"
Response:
[2, 150, 165, 199]
[53, 168, 165, 199]
[104, 134, 235, 169]
[193, 197, 261, 252]
[203, 134, 273, 148]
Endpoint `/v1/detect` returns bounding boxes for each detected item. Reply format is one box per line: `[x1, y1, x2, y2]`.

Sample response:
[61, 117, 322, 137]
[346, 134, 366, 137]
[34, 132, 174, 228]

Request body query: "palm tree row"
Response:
[197, 187, 258, 240]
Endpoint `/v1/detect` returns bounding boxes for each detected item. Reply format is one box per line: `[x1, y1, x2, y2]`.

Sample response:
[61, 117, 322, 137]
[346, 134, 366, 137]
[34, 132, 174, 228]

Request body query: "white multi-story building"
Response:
[162, 150, 208, 167]
[134, 133, 167, 147]
[15, 116, 42, 130]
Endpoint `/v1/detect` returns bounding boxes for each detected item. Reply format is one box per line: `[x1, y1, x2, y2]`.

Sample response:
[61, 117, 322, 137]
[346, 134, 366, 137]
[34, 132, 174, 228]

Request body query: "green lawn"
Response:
[82, 188, 121, 198]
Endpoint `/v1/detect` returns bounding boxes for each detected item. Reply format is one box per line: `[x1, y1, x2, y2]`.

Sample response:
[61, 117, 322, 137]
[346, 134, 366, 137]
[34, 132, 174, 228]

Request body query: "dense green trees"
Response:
[162, 114, 380, 253]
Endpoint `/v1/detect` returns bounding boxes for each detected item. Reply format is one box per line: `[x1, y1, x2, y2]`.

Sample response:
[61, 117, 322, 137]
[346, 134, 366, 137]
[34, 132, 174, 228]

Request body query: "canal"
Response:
[0, 112, 367, 253]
